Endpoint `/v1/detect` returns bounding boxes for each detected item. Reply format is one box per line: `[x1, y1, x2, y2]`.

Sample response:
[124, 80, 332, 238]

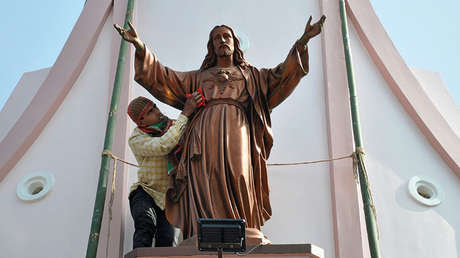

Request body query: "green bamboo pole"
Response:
[338, 0, 381, 257]
[85, 0, 135, 257]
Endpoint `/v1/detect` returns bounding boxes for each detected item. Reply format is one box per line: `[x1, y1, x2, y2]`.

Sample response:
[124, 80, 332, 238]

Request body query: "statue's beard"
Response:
[222, 49, 233, 56]
[217, 46, 233, 57]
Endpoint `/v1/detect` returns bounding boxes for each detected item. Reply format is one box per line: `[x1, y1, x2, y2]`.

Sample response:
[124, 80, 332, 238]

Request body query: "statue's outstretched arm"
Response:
[267, 15, 326, 109]
[114, 21, 146, 57]
[297, 15, 326, 49]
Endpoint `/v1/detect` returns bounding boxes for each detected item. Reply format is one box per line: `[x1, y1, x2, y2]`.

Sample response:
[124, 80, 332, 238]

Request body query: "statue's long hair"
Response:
[200, 25, 249, 71]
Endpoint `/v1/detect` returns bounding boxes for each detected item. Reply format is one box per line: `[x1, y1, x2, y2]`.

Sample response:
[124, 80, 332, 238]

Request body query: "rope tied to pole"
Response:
[355, 146, 365, 155]
[102, 150, 360, 170]
[102, 149, 139, 167]
[99, 147, 378, 255]
[102, 150, 116, 258]
[101, 149, 139, 258]
[267, 153, 353, 166]
[85, 1, 135, 257]
[338, 0, 381, 255]
[353, 148, 380, 239]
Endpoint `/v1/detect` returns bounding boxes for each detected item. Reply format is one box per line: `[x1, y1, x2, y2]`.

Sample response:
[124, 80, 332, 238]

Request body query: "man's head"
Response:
[127, 96, 166, 127]
[200, 25, 248, 70]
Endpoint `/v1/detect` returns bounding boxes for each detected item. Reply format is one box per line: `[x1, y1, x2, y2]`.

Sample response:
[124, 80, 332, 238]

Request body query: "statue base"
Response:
[124, 228, 324, 257]
[124, 243, 324, 258]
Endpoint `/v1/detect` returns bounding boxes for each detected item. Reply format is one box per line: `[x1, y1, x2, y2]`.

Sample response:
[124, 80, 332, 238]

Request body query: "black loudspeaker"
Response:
[197, 218, 246, 253]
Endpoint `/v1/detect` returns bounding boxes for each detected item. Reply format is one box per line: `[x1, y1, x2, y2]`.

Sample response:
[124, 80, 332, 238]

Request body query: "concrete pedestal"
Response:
[124, 244, 324, 258]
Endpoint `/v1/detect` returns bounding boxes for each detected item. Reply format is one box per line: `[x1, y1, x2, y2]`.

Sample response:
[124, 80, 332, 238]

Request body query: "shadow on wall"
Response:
[395, 183, 430, 213]
[393, 177, 458, 257]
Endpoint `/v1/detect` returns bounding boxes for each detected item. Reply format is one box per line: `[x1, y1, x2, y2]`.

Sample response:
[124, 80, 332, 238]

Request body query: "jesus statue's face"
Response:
[211, 27, 234, 57]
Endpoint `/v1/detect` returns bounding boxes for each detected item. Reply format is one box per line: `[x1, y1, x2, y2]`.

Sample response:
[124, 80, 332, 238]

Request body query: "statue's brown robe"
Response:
[134, 43, 309, 239]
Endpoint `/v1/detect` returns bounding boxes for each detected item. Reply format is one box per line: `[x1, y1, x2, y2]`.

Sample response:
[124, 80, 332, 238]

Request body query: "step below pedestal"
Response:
[124, 244, 324, 258]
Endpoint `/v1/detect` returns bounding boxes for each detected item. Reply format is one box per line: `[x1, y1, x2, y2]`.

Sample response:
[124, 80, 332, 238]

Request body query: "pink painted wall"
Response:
[410, 67, 460, 137]
[0, 17, 115, 258]
[348, 17, 460, 257]
[0, 68, 50, 142]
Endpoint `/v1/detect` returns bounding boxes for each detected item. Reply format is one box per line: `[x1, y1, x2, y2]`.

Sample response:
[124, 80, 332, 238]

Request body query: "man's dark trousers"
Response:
[129, 186, 174, 249]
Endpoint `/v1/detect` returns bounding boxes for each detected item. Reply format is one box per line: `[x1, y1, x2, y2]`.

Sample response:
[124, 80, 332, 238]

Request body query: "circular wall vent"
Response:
[408, 176, 443, 206]
[17, 172, 55, 201]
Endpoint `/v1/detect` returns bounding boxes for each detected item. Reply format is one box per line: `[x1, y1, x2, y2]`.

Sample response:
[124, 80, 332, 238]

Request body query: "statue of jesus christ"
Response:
[115, 15, 326, 241]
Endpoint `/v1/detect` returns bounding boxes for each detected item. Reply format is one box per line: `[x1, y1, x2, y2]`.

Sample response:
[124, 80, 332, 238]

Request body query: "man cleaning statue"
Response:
[115, 15, 326, 242]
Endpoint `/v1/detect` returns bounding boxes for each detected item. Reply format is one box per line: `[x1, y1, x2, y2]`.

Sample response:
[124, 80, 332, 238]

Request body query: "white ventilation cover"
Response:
[17, 172, 55, 201]
[408, 176, 443, 206]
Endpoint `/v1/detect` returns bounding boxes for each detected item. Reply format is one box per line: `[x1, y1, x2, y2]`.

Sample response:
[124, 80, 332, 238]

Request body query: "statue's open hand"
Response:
[299, 15, 326, 45]
[114, 21, 143, 49]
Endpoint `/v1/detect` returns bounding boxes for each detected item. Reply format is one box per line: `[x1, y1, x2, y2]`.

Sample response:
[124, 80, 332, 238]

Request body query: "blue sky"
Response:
[370, 0, 459, 106]
[1, 1, 86, 109]
[1, 1, 459, 110]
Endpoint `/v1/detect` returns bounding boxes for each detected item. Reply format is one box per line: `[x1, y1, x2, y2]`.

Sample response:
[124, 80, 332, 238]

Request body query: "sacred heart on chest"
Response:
[217, 70, 230, 82]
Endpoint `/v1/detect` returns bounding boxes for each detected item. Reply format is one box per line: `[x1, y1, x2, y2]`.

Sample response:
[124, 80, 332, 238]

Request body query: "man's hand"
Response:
[298, 15, 326, 47]
[114, 21, 144, 51]
[181, 92, 202, 117]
